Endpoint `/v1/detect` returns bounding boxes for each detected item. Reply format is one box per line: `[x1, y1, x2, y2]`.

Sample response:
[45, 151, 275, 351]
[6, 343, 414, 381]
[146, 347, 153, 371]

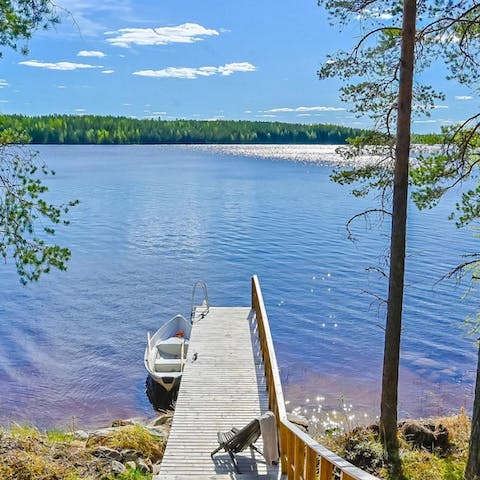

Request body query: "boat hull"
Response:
[147, 371, 182, 392]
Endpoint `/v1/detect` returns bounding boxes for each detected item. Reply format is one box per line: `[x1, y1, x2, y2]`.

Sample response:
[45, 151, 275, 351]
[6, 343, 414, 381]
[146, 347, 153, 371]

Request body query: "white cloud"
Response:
[19, 60, 103, 71]
[57, 85, 67, 89]
[78, 50, 106, 58]
[0, 100, 8, 103]
[0, 79, 8, 88]
[414, 119, 437, 124]
[220, 63, 256, 76]
[455, 95, 473, 101]
[101, 70, 115, 74]
[133, 62, 256, 79]
[266, 107, 295, 113]
[298, 106, 346, 112]
[433, 105, 449, 109]
[433, 33, 460, 44]
[264, 105, 346, 113]
[106, 23, 219, 48]
[297, 113, 312, 117]
[75, 108, 86, 112]
[244, 110, 252, 114]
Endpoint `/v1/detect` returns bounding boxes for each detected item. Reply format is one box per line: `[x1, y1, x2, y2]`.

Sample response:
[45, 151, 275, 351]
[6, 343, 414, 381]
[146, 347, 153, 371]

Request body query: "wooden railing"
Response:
[251, 275, 380, 480]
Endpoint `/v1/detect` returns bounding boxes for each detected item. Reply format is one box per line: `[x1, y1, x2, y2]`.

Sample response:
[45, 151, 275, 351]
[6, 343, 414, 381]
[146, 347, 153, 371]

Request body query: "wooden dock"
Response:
[155, 276, 379, 480]
[156, 306, 279, 478]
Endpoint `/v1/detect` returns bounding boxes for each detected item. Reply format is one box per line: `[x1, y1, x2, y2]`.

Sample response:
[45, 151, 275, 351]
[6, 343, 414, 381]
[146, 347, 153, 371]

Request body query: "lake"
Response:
[0, 144, 477, 429]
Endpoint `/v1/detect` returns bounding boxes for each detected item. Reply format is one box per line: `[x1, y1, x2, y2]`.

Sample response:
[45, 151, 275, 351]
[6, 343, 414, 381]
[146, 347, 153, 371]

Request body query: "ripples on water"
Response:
[0, 144, 477, 429]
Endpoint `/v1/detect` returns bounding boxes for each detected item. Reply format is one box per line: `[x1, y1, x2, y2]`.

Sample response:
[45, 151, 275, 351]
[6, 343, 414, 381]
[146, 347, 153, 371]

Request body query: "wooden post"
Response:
[287, 429, 295, 480]
[319, 457, 334, 480]
[305, 446, 318, 480]
[280, 422, 288, 474]
[294, 436, 305, 480]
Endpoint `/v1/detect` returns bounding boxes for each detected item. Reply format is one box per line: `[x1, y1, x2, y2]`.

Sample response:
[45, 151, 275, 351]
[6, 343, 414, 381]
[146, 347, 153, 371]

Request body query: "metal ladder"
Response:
[190, 280, 209, 323]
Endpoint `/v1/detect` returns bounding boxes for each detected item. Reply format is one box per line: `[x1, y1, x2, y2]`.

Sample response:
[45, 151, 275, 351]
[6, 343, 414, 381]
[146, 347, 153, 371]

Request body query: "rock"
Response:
[125, 461, 137, 470]
[89, 427, 118, 437]
[110, 460, 127, 475]
[152, 463, 162, 475]
[148, 412, 174, 427]
[73, 430, 89, 441]
[287, 413, 309, 432]
[435, 424, 450, 451]
[400, 421, 450, 452]
[111, 419, 135, 427]
[90, 446, 123, 462]
[111, 417, 146, 427]
[145, 426, 168, 438]
[121, 449, 140, 462]
[86, 427, 118, 446]
[136, 458, 151, 473]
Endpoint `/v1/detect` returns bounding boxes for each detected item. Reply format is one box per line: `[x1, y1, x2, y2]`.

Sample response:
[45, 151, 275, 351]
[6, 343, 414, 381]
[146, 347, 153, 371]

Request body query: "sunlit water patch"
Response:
[0, 144, 477, 429]
[190, 143, 439, 167]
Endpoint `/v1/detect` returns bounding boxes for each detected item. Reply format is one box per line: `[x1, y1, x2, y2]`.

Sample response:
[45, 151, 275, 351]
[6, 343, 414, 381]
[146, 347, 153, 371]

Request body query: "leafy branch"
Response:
[0, 129, 78, 284]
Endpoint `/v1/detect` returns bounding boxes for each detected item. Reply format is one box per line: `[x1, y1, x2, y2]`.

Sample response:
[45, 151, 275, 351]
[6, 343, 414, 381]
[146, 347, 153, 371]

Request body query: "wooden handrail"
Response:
[251, 275, 380, 480]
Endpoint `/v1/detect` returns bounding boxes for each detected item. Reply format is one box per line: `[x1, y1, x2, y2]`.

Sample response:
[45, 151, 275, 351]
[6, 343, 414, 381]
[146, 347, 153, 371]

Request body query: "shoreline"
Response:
[0, 410, 471, 480]
[0, 413, 172, 479]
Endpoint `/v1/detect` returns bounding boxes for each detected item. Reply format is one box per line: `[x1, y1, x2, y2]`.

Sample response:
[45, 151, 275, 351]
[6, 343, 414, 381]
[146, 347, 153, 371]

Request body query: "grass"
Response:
[0, 422, 166, 480]
[87, 424, 165, 463]
[315, 410, 471, 480]
[46, 429, 75, 444]
[114, 469, 152, 480]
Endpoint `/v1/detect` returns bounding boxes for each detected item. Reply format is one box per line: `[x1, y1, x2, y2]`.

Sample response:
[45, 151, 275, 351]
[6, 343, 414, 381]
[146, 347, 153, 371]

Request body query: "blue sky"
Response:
[0, 0, 477, 133]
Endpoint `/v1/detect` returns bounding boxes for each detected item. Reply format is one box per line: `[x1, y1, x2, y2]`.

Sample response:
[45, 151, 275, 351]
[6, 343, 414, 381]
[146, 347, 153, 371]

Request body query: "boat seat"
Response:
[154, 358, 183, 372]
[156, 337, 189, 355]
[153, 371, 183, 379]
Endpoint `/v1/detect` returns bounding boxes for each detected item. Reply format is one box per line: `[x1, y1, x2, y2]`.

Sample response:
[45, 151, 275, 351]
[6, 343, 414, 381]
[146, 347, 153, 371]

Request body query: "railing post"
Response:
[319, 457, 334, 480]
[305, 446, 318, 480]
[280, 422, 288, 474]
[287, 428, 295, 480]
[294, 436, 305, 480]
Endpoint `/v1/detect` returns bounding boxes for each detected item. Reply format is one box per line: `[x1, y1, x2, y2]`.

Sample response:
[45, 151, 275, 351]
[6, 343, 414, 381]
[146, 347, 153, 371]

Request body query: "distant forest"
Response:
[0, 114, 365, 145]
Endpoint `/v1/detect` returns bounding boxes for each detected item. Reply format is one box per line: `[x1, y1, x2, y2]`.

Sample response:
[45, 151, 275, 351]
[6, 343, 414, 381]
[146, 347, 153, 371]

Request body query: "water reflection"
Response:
[145, 376, 178, 412]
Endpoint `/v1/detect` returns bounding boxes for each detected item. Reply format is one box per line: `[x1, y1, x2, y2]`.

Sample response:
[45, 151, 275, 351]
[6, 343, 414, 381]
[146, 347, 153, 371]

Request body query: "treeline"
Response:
[0, 114, 365, 145]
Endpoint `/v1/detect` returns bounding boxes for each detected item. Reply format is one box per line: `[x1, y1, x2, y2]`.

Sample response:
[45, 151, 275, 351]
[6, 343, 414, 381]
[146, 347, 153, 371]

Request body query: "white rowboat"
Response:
[144, 314, 192, 391]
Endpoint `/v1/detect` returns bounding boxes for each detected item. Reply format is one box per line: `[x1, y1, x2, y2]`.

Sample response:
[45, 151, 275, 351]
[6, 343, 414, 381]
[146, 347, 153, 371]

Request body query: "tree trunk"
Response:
[379, 0, 417, 472]
[465, 342, 480, 480]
